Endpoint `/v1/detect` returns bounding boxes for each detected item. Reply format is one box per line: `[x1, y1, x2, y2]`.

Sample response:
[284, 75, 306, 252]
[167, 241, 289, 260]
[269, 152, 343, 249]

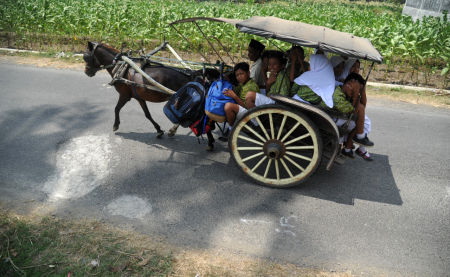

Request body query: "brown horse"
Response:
[83, 41, 219, 149]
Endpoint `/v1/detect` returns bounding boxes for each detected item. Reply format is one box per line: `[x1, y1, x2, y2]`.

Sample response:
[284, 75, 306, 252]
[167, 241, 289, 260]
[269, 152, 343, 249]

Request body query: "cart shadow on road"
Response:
[114, 129, 402, 207]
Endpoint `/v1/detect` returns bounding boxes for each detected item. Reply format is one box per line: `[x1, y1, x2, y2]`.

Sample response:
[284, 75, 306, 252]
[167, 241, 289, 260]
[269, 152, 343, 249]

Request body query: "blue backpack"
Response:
[163, 82, 205, 128]
[204, 79, 235, 123]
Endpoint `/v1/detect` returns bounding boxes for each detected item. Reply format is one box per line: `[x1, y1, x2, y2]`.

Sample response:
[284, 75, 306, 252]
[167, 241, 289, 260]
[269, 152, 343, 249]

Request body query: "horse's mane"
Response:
[97, 42, 120, 54]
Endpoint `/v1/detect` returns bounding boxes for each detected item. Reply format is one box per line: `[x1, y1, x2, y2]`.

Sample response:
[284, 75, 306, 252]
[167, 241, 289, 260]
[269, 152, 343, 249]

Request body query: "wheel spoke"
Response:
[237, 147, 263, 150]
[264, 159, 272, 179]
[237, 135, 264, 146]
[280, 158, 293, 178]
[252, 156, 267, 172]
[255, 116, 270, 140]
[275, 159, 280, 180]
[243, 124, 266, 142]
[284, 133, 311, 146]
[286, 151, 312, 161]
[281, 122, 301, 142]
[242, 151, 265, 162]
[269, 113, 274, 139]
[284, 155, 305, 171]
[276, 115, 287, 140]
[285, 146, 315, 150]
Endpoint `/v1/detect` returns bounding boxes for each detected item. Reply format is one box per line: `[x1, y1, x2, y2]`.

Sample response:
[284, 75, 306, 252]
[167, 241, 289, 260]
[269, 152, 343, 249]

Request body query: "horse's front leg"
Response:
[113, 92, 131, 132]
[137, 99, 164, 138]
[168, 124, 180, 137]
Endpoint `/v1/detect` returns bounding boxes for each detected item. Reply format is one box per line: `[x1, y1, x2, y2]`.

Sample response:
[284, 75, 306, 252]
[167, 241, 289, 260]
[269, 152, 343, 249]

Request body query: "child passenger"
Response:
[292, 56, 374, 160]
[222, 62, 260, 136]
[247, 39, 266, 88]
[245, 51, 291, 109]
[339, 58, 361, 80]
[330, 56, 345, 83]
[336, 73, 374, 159]
[290, 54, 335, 106]
[288, 46, 309, 82]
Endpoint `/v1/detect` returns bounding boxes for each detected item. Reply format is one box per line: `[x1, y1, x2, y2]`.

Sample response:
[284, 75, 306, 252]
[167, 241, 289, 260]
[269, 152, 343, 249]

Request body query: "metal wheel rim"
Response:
[230, 106, 321, 187]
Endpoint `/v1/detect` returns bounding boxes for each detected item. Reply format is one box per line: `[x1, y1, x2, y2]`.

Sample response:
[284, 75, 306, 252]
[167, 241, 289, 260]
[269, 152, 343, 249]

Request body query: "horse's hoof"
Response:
[113, 126, 119, 132]
[168, 130, 176, 137]
[156, 131, 164, 138]
[206, 145, 214, 151]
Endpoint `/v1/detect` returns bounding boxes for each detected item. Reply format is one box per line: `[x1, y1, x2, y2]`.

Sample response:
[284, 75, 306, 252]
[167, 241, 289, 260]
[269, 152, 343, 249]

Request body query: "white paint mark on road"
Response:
[446, 186, 450, 197]
[42, 134, 120, 200]
[275, 229, 297, 237]
[280, 216, 297, 228]
[240, 213, 297, 237]
[241, 218, 275, 225]
[106, 195, 152, 219]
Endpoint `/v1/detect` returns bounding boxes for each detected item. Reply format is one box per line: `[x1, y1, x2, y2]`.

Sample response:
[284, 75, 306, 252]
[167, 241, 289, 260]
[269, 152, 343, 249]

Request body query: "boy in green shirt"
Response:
[222, 62, 260, 136]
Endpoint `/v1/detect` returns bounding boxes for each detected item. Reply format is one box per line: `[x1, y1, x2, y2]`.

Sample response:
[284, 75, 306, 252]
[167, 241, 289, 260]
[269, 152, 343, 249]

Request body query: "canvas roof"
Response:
[169, 16, 383, 63]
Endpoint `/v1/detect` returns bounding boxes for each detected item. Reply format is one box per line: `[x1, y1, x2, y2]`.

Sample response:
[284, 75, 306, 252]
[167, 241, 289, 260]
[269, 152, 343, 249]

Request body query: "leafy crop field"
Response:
[1, 0, 449, 87]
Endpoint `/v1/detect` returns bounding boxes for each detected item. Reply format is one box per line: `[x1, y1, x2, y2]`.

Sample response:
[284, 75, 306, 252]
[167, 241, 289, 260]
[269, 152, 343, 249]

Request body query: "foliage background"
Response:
[0, 0, 448, 86]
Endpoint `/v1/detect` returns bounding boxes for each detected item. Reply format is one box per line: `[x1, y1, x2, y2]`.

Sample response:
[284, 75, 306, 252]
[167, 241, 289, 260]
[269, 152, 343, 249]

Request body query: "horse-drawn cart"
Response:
[83, 16, 383, 188]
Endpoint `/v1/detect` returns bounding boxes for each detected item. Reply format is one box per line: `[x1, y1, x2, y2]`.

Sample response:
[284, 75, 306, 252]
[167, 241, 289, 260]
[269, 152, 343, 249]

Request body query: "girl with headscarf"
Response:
[330, 56, 345, 84]
[290, 54, 336, 108]
[339, 58, 361, 80]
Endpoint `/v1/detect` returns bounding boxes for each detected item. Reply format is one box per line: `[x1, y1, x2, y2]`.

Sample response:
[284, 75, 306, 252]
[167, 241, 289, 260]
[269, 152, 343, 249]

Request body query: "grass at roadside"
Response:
[0, 207, 353, 277]
[367, 85, 450, 108]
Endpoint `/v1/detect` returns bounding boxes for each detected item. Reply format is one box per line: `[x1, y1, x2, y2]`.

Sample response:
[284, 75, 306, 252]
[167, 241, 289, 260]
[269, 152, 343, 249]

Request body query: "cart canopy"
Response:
[169, 16, 383, 63]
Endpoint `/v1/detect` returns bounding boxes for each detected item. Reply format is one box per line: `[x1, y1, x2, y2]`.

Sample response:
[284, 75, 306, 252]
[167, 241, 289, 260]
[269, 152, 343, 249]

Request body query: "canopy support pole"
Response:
[166, 43, 193, 70]
[210, 36, 235, 65]
[264, 38, 285, 52]
[169, 24, 218, 70]
[194, 21, 226, 64]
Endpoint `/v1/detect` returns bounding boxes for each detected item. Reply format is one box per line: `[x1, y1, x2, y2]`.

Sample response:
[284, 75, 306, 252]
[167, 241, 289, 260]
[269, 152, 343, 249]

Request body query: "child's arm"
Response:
[360, 86, 367, 107]
[289, 51, 298, 82]
[223, 88, 246, 108]
[333, 88, 354, 114]
[297, 49, 307, 75]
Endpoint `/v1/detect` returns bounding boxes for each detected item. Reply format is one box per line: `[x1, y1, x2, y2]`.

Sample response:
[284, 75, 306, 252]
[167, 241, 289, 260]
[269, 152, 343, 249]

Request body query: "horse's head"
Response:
[83, 41, 102, 77]
[83, 41, 119, 77]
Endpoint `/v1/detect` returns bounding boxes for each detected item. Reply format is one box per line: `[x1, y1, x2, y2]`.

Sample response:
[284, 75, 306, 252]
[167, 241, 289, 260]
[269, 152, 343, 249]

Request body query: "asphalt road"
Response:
[0, 62, 449, 276]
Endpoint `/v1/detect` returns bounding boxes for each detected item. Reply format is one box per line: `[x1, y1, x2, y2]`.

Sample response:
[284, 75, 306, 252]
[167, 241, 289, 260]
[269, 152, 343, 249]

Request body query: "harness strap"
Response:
[132, 69, 143, 101]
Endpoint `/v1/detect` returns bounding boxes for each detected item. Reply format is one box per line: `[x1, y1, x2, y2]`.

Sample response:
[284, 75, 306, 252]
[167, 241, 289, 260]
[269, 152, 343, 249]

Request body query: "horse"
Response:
[83, 41, 220, 150]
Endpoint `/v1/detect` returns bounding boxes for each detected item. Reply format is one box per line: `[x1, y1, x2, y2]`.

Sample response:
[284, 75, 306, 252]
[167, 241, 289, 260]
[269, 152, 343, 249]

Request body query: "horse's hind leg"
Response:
[113, 93, 130, 131]
[206, 130, 215, 151]
[168, 124, 180, 137]
[137, 99, 164, 138]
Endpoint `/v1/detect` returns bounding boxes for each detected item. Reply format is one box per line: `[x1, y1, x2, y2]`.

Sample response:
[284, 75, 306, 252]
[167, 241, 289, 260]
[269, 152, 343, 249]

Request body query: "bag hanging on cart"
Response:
[204, 79, 235, 123]
[163, 81, 205, 128]
[189, 114, 214, 137]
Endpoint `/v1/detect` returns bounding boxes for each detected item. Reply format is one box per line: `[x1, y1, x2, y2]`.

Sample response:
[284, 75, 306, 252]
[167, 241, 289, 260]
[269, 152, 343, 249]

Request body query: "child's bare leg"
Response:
[245, 91, 257, 109]
[224, 102, 240, 127]
[345, 103, 365, 149]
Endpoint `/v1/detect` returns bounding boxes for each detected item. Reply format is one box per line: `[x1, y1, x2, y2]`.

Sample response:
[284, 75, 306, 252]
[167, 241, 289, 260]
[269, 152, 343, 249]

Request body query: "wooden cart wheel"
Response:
[229, 104, 322, 188]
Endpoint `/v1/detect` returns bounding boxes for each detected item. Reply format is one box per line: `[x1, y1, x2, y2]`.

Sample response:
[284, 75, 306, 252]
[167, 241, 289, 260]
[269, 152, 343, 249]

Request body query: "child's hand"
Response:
[223, 88, 237, 99]
[266, 72, 277, 85]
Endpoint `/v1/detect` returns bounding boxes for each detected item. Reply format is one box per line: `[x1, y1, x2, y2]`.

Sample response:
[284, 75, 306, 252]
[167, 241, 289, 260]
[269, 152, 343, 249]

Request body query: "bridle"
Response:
[84, 43, 115, 75]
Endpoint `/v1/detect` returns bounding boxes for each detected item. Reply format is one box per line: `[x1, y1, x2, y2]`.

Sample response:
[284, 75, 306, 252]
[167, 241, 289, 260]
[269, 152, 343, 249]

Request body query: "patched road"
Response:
[1, 63, 449, 276]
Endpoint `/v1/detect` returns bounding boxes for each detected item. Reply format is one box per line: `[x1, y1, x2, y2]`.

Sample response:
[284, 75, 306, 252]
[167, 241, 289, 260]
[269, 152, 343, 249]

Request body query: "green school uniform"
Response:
[235, 78, 260, 108]
[290, 83, 321, 103]
[318, 86, 353, 113]
[269, 71, 290, 96]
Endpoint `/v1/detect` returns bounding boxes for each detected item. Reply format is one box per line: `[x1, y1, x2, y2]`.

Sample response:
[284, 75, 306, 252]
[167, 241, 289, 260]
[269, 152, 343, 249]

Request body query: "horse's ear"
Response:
[88, 41, 94, 51]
